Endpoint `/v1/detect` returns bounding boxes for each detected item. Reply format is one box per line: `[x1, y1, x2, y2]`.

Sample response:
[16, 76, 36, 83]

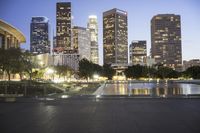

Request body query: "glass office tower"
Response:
[30, 17, 49, 54]
[151, 14, 182, 71]
[103, 8, 128, 65]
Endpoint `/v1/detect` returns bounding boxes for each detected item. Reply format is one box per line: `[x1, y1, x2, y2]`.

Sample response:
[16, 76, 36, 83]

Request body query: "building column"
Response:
[14, 37, 17, 48]
[4, 31, 7, 49]
[11, 35, 14, 48]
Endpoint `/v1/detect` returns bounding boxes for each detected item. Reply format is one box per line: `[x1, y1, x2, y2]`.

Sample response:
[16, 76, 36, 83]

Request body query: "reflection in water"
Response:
[132, 88, 151, 95]
[102, 82, 200, 96]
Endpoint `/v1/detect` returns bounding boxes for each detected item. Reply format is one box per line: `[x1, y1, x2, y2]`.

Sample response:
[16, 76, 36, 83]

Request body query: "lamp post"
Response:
[93, 74, 99, 81]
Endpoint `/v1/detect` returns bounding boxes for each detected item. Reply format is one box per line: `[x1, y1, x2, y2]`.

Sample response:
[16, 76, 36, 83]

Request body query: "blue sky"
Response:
[0, 0, 200, 65]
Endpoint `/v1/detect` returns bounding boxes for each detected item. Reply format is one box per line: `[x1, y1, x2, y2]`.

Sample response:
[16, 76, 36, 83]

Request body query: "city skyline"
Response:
[0, 0, 200, 65]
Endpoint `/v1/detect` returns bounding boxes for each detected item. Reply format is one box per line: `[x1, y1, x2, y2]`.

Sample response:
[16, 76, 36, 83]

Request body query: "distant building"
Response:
[0, 19, 26, 49]
[151, 14, 182, 71]
[87, 15, 99, 64]
[56, 2, 71, 50]
[52, 53, 79, 71]
[146, 56, 156, 67]
[103, 8, 128, 65]
[30, 17, 50, 54]
[32, 53, 52, 68]
[72, 26, 91, 61]
[183, 59, 200, 71]
[31, 52, 79, 71]
[53, 36, 56, 48]
[129, 41, 147, 65]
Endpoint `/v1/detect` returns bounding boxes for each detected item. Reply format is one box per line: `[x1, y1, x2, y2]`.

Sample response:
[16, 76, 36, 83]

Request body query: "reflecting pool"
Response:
[101, 82, 200, 96]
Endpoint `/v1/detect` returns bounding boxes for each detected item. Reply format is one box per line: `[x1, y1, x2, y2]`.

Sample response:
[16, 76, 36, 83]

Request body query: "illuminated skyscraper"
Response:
[151, 14, 182, 71]
[129, 41, 147, 65]
[72, 26, 91, 61]
[103, 8, 128, 65]
[87, 15, 99, 64]
[30, 17, 49, 54]
[56, 2, 71, 50]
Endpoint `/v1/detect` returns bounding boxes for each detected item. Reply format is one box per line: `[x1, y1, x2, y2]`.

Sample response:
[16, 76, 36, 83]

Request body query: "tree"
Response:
[185, 66, 200, 79]
[0, 48, 22, 80]
[21, 51, 35, 80]
[79, 58, 104, 80]
[54, 65, 74, 79]
[156, 67, 179, 79]
[79, 58, 93, 80]
[148, 67, 157, 78]
[103, 64, 115, 80]
[124, 65, 147, 79]
[0, 48, 5, 77]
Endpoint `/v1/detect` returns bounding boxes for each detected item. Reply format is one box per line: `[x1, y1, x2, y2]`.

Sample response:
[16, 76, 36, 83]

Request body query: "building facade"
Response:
[151, 14, 182, 71]
[129, 41, 147, 65]
[30, 17, 49, 54]
[0, 19, 26, 80]
[0, 19, 26, 49]
[72, 26, 91, 61]
[103, 8, 128, 65]
[87, 15, 99, 64]
[56, 2, 71, 50]
[53, 53, 79, 71]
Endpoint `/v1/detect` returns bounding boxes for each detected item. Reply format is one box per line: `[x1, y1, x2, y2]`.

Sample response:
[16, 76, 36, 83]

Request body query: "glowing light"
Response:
[39, 61, 44, 66]
[89, 15, 97, 19]
[93, 74, 99, 79]
[61, 95, 69, 98]
[46, 68, 54, 74]
[53, 78, 64, 83]
[96, 95, 101, 98]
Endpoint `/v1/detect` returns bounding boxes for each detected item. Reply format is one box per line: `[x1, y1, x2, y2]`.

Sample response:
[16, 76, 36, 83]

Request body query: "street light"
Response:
[93, 74, 99, 80]
[46, 68, 55, 80]
[39, 61, 44, 67]
[46, 68, 54, 74]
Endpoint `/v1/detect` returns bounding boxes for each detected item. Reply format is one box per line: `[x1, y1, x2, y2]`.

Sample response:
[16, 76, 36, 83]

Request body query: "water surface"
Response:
[101, 82, 200, 96]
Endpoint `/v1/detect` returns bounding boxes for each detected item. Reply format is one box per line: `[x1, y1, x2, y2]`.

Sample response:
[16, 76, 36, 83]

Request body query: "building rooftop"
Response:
[103, 8, 127, 16]
[0, 19, 26, 43]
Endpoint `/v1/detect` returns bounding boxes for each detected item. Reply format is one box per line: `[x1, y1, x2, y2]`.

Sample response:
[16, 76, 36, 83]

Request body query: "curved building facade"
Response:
[0, 19, 26, 49]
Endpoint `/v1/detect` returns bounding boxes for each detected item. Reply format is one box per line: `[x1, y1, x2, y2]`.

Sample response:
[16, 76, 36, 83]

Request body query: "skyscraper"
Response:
[103, 8, 128, 65]
[56, 2, 71, 50]
[87, 15, 99, 64]
[151, 14, 182, 71]
[30, 17, 49, 54]
[72, 26, 91, 61]
[129, 41, 147, 65]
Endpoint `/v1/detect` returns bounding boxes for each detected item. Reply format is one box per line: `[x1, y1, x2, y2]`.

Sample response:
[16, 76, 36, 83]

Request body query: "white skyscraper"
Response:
[87, 15, 99, 64]
[72, 26, 91, 61]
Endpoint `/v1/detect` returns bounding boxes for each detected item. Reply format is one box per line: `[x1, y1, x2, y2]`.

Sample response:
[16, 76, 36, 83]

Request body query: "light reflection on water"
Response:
[103, 82, 200, 96]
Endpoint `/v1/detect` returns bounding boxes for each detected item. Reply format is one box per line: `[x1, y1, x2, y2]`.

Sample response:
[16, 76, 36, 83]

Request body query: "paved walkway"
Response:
[0, 98, 200, 133]
[93, 83, 105, 95]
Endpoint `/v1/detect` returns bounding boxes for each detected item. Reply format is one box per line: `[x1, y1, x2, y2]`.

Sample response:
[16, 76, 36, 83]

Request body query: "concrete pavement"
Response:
[0, 97, 200, 133]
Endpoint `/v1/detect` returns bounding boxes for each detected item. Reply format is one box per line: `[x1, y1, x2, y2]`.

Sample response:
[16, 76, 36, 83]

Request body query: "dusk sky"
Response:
[0, 0, 200, 65]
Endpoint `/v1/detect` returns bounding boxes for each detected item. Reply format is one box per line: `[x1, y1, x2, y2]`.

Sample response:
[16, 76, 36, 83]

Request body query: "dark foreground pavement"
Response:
[0, 97, 200, 133]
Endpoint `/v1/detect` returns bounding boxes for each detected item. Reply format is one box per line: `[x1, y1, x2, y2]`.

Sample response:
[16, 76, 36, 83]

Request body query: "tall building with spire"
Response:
[151, 14, 182, 71]
[103, 8, 128, 65]
[56, 2, 71, 50]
